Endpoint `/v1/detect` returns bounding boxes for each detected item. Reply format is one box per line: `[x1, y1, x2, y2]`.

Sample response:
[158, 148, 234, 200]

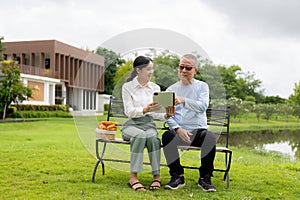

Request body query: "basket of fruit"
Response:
[96, 121, 117, 140]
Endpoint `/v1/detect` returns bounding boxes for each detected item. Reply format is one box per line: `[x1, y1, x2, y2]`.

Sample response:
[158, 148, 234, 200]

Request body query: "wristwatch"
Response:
[174, 127, 180, 132]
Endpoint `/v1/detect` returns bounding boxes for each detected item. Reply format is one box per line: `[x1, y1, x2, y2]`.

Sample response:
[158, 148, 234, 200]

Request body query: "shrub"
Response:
[104, 103, 109, 111]
[10, 111, 72, 118]
[58, 105, 67, 112]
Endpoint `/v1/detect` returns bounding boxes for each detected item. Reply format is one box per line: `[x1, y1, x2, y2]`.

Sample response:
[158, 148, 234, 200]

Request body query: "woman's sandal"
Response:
[149, 179, 161, 190]
[128, 181, 146, 191]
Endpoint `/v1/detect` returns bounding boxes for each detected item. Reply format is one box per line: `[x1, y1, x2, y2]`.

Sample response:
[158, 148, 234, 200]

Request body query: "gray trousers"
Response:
[122, 126, 161, 175]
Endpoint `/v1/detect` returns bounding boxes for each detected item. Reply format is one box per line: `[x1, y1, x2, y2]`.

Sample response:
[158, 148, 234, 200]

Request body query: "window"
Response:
[45, 58, 50, 69]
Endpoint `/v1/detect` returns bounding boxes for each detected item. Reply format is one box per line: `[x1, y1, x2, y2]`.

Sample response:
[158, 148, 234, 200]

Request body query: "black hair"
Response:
[126, 56, 153, 82]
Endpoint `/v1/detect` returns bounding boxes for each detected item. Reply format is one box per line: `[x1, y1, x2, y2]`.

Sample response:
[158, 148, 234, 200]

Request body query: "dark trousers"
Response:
[162, 129, 216, 177]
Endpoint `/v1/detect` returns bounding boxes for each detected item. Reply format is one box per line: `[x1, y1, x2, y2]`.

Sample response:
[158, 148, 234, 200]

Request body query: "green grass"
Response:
[230, 114, 300, 133]
[1, 118, 300, 200]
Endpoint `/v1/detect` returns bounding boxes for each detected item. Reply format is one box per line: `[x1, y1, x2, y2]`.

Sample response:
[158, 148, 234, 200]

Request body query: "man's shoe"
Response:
[164, 174, 185, 190]
[198, 175, 216, 192]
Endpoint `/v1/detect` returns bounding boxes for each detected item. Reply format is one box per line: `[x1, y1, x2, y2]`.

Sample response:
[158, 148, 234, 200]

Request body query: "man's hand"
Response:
[176, 128, 192, 143]
[165, 106, 175, 118]
[175, 96, 185, 105]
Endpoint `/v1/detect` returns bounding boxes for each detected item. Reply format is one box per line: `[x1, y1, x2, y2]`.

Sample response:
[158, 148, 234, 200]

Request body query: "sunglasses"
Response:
[178, 65, 194, 71]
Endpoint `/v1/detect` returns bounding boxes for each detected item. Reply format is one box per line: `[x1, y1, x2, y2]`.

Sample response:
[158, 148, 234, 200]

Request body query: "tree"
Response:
[0, 36, 4, 61]
[264, 95, 286, 104]
[289, 81, 300, 106]
[241, 100, 255, 120]
[263, 104, 276, 122]
[278, 103, 293, 122]
[0, 60, 32, 119]
[245, 95, 256, 103]
[200, 62, 226, 101]
[94, 47, 125, 94]
[227, 97, 243, 120]
[292, 105, 300, 122]
[114, 60, 133, 85]
[242, 71, 264, 102]
[153, 52, 179, 91]
[112, 60, 134, 99]
[252, 103, 265, 123]
[218, 65, 243, 99]
[217, 65, 263, 102]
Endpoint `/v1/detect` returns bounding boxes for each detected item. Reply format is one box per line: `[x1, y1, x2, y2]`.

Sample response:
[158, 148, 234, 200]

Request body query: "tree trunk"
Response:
[2, 102, 7, 120]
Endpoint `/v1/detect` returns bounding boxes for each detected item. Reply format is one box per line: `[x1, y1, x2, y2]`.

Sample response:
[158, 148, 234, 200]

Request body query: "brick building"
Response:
[2, 40, 105, 112]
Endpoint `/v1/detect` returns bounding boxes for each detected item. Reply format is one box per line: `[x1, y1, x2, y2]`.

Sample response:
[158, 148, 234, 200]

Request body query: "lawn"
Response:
[0, 117, 299, 200]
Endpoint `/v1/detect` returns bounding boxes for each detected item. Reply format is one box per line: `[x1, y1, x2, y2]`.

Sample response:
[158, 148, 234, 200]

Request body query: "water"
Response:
[219, 130, 300, 160]
[261, 142, 296, 159]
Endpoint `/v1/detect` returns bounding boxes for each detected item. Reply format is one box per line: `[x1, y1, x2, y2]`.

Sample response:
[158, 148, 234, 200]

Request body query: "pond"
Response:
[219, 130, 300, 161]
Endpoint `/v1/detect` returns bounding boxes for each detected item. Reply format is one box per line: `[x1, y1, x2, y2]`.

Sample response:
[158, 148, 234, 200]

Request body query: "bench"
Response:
[92, 96, 232, 188]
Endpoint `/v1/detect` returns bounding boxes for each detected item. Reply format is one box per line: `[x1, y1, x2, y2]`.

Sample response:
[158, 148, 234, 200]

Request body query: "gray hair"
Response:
[181, 54, 199, 68]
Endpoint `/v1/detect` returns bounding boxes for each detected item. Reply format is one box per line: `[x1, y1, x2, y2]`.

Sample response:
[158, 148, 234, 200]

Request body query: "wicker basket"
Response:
[95, 128, 116, 140]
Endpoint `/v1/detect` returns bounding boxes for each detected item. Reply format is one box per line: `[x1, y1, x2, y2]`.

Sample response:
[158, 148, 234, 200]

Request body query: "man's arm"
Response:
[183, 82, 209, 113]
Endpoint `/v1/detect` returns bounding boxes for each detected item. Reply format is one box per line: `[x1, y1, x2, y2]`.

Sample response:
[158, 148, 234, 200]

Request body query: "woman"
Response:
[122, 55, 174, 191]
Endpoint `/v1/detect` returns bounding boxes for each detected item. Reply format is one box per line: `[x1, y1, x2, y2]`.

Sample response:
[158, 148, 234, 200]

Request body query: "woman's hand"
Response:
[143, 102, 161, 113]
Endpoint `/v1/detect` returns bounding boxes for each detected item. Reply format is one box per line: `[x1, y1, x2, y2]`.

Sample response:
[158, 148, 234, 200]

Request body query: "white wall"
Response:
[97, 94, 111, 112]
[19, 73, 61, 105]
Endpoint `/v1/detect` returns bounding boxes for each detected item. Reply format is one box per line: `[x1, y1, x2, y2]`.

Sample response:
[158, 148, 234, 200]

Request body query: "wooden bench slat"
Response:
[97, 139, 231, 153]
[216, 147, 232, 153]
[97, 138, 130, 144]
[177, 145, 232, 153]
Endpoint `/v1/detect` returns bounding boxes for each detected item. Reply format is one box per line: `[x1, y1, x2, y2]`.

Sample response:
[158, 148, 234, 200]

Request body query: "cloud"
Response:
[199, 0, 300, 98]
[203, 0, 300, 38]
[1, 0, 299, 98]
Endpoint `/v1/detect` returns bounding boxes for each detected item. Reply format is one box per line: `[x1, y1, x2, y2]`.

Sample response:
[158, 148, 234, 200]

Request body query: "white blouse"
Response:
[122, 77, 166, 121]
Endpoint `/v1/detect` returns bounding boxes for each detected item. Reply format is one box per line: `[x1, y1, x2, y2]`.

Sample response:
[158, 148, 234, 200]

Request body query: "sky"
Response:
[1, 0, 300, 98]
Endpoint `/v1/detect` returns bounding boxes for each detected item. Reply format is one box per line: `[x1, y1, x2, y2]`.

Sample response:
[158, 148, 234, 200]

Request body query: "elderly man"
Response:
[162, 54, 217, 192]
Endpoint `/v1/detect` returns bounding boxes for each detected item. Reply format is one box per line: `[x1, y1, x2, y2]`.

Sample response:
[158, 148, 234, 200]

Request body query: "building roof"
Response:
[3, 39, 104, 65]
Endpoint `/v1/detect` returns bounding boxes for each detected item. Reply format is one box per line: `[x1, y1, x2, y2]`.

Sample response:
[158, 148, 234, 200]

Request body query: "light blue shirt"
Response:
[166, 79, 209, 132]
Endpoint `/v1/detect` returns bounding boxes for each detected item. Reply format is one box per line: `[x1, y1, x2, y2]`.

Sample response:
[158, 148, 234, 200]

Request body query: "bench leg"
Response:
[91, 140, 107, 182]
[223, 151, 232, 189]
[92, 160, 101, 183]
[226, 173, 230, 189]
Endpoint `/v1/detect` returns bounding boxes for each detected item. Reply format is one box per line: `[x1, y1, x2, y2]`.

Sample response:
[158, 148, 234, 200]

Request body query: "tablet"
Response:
[153, 91, 175, 113]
